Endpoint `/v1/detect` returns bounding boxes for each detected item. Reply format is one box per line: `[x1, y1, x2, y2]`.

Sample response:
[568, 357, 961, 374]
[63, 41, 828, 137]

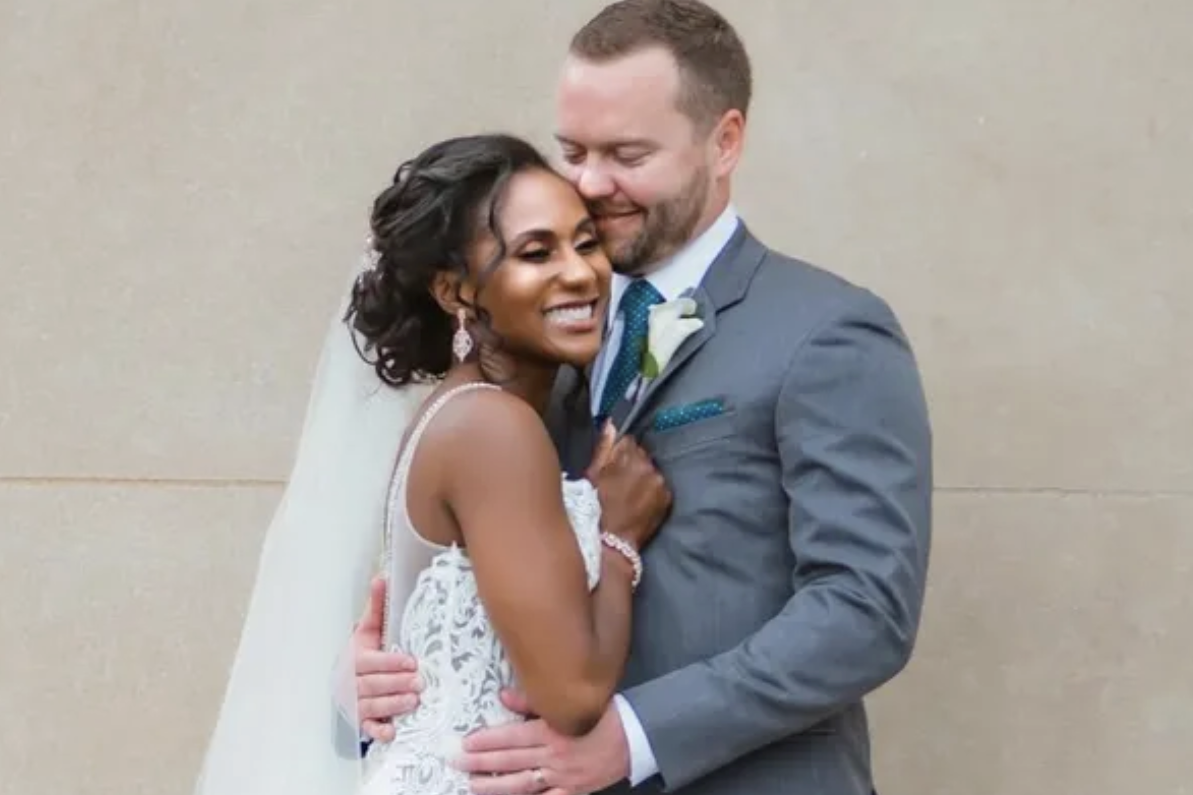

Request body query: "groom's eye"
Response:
[614, 149, 649, 166]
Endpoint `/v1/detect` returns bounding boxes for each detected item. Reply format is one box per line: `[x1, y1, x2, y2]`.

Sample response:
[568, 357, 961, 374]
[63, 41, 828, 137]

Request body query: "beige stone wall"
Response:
[2, 1, 1189, 793]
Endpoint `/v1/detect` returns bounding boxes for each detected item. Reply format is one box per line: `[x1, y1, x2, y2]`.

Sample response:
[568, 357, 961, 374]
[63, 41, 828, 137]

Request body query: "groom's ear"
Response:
[709, 109, 746, 179]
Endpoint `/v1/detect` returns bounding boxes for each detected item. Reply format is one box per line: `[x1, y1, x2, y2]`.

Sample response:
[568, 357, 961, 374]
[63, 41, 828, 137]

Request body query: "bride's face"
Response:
[467, 169, 612, 369]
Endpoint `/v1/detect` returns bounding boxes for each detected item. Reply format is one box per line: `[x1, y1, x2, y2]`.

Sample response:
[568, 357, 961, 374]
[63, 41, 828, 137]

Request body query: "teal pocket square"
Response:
[651, 399, 724, 432]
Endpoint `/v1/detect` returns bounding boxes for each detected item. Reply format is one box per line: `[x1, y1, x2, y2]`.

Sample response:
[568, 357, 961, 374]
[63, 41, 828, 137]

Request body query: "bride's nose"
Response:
[557, 245, 599, 286]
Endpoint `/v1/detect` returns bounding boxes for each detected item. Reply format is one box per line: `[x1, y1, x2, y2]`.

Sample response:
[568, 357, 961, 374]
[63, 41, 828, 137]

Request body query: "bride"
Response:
[194, 133, 672, 795]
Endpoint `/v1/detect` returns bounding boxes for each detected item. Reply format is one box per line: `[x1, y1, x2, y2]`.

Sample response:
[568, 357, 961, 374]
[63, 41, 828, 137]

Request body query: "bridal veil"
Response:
[193, 246, 434, 794]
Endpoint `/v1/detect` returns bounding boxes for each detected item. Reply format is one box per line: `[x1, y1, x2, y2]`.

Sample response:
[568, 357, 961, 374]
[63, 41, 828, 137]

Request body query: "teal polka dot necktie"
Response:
[596, 279, 664, 421]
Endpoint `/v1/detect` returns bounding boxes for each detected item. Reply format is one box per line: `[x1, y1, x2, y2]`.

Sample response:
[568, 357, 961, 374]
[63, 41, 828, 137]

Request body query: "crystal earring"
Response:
[452, 308, 473, 362]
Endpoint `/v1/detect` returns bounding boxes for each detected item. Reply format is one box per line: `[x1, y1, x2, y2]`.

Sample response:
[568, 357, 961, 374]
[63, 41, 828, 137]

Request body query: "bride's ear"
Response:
[430, 271, 475, 316]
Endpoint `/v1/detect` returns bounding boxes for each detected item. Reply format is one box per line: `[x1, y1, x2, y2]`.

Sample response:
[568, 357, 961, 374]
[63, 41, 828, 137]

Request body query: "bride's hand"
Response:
[584, 420, 617, 481]
[589, 433, 671, 552]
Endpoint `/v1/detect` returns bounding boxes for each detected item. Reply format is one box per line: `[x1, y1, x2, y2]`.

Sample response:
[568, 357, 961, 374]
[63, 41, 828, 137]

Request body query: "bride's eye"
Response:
[519, 247, 551, 263]
[576, 238, 600, 254]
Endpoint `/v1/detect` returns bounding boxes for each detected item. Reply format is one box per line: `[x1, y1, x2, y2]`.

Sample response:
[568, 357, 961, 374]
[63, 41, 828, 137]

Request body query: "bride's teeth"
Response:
[546, 304, 593, 324]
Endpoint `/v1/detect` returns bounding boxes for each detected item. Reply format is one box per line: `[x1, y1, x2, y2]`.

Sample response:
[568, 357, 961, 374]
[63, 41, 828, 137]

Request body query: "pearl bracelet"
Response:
[600, 532, 643, 590]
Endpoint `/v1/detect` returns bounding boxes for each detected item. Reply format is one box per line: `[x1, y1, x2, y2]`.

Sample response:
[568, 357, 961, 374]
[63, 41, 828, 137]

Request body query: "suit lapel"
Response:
[619, 287, 716, 431]
[621, 222, 767, 434]
[546, 366, 597, 477]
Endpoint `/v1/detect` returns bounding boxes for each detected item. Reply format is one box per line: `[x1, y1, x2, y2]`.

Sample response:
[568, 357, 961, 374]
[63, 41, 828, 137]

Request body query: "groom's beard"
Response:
[599, 166, 710, 276]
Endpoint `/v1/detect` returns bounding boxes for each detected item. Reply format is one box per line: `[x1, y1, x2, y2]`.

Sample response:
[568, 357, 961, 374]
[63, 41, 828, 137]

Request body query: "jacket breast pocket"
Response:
[641, 409, 739, 462]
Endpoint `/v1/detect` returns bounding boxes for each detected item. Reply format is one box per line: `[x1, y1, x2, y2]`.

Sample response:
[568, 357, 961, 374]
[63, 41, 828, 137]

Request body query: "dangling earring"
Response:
[452, 308, 474, 362]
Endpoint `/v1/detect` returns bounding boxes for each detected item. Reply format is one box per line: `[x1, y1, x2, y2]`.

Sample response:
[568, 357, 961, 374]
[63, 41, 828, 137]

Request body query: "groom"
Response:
[354, 2, 932, 794]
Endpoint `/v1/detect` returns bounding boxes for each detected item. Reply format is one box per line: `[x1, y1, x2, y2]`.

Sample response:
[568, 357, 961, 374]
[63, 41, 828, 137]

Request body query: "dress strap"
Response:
[392, 381, 501, 486]
[379, 381, 500, 649]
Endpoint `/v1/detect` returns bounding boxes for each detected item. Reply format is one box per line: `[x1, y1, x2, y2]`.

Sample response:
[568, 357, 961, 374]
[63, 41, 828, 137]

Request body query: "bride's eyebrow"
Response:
[508, 228, 558, 249]
[510, 219, 594, 248]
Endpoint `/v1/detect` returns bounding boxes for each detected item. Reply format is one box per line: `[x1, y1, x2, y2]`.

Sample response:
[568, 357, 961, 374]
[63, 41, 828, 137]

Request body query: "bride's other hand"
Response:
[353, 576, 424, 742]
[584, 421, 617, 481]
[589, 434, 671, 552]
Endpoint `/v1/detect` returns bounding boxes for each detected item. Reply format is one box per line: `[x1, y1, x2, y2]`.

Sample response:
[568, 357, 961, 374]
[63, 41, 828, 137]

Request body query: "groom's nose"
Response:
[575, 162, 617, 200]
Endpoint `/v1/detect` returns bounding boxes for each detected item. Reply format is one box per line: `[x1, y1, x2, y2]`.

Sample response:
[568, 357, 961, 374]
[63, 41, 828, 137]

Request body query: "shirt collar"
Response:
[608, 204, 739, 322]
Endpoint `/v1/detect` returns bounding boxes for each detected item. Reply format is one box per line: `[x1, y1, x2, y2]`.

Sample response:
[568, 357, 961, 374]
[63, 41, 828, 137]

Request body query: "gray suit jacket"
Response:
[547, 223, 932, 795]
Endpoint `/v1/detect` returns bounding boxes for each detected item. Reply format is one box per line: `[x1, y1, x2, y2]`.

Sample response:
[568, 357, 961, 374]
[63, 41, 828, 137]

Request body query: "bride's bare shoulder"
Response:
[421, 384, 557, 466]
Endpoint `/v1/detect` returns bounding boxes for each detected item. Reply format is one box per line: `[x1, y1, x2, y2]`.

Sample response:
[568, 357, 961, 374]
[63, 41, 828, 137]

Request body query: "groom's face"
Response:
[554, 47, 714, 276]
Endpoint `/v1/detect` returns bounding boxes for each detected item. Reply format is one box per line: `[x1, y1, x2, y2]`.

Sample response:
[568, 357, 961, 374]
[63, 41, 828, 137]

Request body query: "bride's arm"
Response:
[443, 393, 667, 737]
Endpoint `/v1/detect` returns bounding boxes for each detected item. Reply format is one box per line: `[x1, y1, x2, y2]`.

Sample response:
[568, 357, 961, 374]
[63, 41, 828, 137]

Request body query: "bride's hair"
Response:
[346, 134, 552, 387]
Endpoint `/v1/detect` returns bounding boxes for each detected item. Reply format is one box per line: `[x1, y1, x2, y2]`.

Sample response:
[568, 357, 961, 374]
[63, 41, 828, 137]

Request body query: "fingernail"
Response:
[413, 676, 425, 692]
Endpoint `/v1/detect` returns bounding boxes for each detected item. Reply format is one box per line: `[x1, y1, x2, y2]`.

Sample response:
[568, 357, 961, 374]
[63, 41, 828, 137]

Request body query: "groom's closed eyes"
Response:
[556, 136, 658, 168]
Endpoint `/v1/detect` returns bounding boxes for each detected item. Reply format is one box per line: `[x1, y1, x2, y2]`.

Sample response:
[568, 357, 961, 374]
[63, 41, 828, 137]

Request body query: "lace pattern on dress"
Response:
[359, 383, 603, 795]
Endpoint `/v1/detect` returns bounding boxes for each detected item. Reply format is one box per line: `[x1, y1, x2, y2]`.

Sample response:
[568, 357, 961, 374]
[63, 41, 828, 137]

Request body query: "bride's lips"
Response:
[543, 300, 601, 332]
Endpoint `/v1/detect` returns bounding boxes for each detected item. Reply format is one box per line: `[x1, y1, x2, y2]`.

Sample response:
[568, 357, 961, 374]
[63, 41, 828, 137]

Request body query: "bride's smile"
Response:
[463, 167, 612, 372]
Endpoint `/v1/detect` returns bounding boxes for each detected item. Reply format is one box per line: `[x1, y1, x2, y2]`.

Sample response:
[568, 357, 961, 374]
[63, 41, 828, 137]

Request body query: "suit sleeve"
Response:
[621, 291, 933, 790]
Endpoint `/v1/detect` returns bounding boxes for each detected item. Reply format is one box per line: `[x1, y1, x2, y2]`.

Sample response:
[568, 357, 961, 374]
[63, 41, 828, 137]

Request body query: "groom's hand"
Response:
[354, 576, 423, 742]
[454, 689, 630, 795]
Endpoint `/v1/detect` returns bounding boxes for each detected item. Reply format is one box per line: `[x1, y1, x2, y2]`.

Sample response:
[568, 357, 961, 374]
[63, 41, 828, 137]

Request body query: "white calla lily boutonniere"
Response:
[641, 297, 704, 380]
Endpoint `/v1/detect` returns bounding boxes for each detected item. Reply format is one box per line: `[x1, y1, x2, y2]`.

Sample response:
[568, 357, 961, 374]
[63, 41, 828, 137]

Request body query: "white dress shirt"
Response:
[593, 204, 739, 786]
[590, 205, 740, 412]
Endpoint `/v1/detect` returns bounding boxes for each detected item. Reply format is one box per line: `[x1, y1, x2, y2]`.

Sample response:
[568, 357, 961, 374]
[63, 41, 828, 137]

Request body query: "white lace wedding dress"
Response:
[359, 382, 603, 795]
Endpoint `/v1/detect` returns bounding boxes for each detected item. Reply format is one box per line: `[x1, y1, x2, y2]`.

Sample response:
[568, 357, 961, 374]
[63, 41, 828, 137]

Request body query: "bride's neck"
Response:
[450, 356, 558, 416]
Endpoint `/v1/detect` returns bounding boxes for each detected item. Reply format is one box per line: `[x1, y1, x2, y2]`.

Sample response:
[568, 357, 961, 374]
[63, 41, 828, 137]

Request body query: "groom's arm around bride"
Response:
[457, 278, 931, 795]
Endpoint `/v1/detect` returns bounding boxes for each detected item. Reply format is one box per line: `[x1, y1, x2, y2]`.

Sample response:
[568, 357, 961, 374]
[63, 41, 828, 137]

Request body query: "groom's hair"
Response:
[570, 0, 752, 130]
